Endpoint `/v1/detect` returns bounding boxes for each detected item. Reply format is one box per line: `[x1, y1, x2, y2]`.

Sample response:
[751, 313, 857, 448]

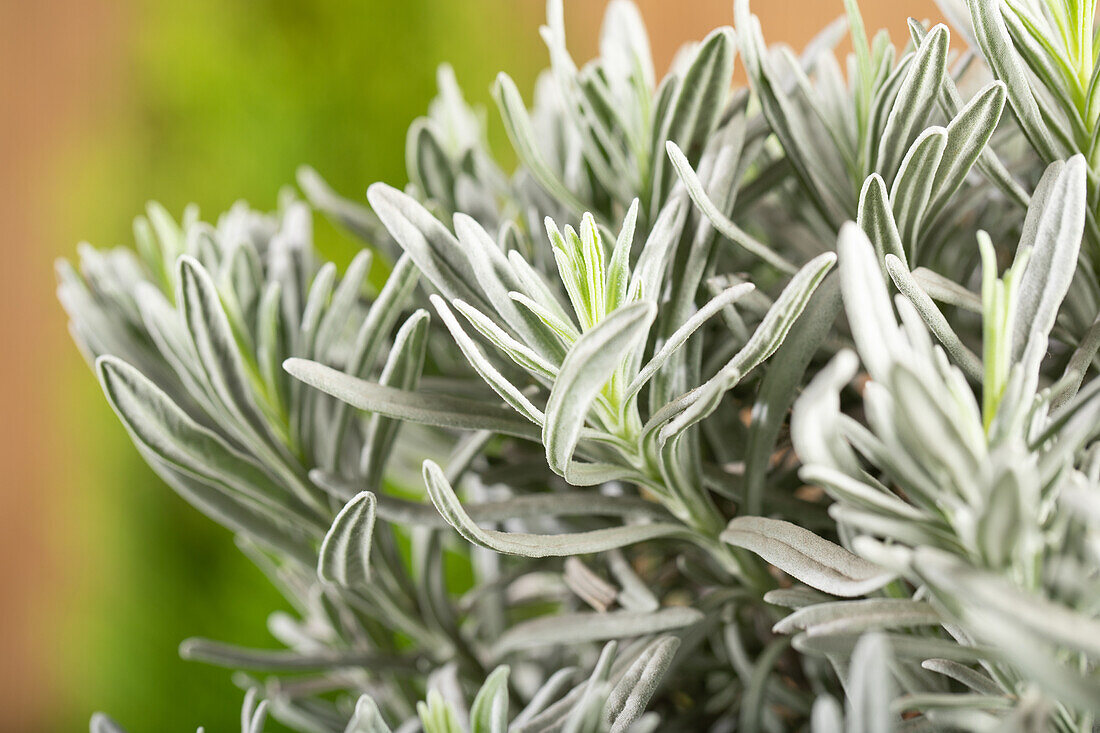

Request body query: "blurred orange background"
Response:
[0, 0, 940, 730]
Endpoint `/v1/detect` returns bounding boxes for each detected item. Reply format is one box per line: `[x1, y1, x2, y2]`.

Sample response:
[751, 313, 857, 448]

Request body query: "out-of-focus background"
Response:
[0, 1, 940, 730]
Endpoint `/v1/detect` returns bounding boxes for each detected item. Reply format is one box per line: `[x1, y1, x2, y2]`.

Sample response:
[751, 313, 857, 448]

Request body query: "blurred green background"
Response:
[0, 0, 937, 730]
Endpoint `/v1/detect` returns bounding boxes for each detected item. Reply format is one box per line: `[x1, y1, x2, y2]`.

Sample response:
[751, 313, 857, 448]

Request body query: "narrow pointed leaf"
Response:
[423, 461, 690, 558]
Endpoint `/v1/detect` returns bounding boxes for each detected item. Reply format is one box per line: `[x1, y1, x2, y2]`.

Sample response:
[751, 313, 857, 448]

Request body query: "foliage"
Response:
[60, 0, 1100, 730]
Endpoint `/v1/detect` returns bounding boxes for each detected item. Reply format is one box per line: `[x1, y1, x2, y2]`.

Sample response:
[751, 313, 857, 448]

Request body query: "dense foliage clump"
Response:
[62, 1, 1100, 731]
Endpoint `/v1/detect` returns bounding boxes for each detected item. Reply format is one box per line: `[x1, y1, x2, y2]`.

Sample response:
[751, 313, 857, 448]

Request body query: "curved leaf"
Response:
[721, 516, 894, 597]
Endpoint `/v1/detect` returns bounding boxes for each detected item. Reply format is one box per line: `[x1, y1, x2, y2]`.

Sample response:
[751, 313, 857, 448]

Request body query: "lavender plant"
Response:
[61, 0, 1100, 731]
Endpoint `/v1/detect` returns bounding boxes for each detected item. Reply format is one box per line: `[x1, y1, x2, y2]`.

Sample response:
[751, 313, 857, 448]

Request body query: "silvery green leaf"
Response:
[763, 587, 833, 610]
[913, 547, 1100, 660]
[544, 302, 655, 477]
[649, 27, 736, 212]
[283, 358, 541, 440]
[147, 454, 315, 566]
[177, 256, 288, 457]
[418, 690, 465, 733]
[468, 666, 509, 733]
[422, 461, 690, 557]
[493, 72, 588, 216]
[408, 121, 457, 213]
[241, 689, 269, 733]
[920, 659, 1002, 696]
[773, 599, 939, 637]
[889, 127, 947, 247]
[1052, 311, 1100, 408]
[298, 261, 337, 361]
[885, 255, 982, 380]
[318, 491, 377, 586]
[133, 282, 220, 415]
[810, 696, 843, 733]
[1012, 156, 1086, 368]
[790, 350, 862, 475]
[627, 282, 755, 400]
[830, 504, 948, 551]
[857, 174, 906, 268]
[90, 713, 128, 733]
[146, 201, 185, 263]
[606, 199, 638, 313]
[179, 638, 420, 673]
[795, 632, 996, 664]
[893, 693, 1013, 715]
[975, 466, 1026, 569]
[561, 640, 617, 733]
[453, 213, 565, 362]
[909, 267, 982, 313]
[630, 197, 687, 305]
[255, 283, 288, 412]
[719, 251, 836, 378]
[314, 476, 671, 526]
[734, 0, 849, 224]
[720, 517, 895, 596]
[876, 25, 948, 182]
[743, 275, 840, 514]
[510, 290, 580, 346]
[660, 111, 747, 343]
[996, 5, 1084, 138]
[293, 263, 335, 446]
[96, 356, 308, 521]
[846, 633, 895, 733]
[360, 309, 430, 489]
[599, 0, 654, 91]
[314, 249, 372, 359]
[605, 637, 679, 733]
[511, 667, 579, 730]
[493, 608, 701, 656]
[344, 696, 392, 733]
[837, 223, 906, 383]
[540, 1, 633, 203]
[227, 242, 263, 331]
[658, 252, 835, 441]
[432, 295, 546, 425]
[366, 183, 488, 310]
[665, 141, 798, 273]
[453, 299, 557, 380]
[326, 253, 421, 467]
[964, 0, 1062, 162]
[801, 465, 926, 523]
[926, 81, 1007, 218]
[132, 212, 168, 289]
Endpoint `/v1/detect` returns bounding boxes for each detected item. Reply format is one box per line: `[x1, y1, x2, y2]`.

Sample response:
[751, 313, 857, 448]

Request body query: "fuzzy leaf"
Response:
[318, 491, 377, 587]
[423, 460, 690, 557]
[877, 25, 949, 181]
[493, 609, 701, 656]
[721, 517, 895, 596]
[605, 637, 680, 733]
[284, 358, 540, 440]
[665, 141, 798, 273]
[1012, 157, 1086, 366]
[544, 302, 655, 477]
[344, 696, 392, 733]
[773, 598, 939, 636]
[650, 28, 736, 212]
[469, 666, 510, 733]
